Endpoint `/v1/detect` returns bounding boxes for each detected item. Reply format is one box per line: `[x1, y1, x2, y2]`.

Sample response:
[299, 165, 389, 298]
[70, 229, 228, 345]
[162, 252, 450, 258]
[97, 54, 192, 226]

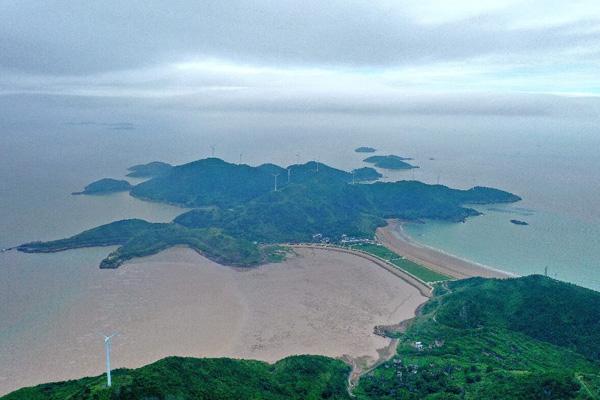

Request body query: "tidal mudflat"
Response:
[0, 247, 426, 395]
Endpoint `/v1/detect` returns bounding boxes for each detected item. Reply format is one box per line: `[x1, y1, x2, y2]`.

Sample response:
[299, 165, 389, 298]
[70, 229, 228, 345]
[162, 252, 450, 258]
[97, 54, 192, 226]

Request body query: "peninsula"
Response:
[126, 161, 173, 178]
[72, 178, 132, 195]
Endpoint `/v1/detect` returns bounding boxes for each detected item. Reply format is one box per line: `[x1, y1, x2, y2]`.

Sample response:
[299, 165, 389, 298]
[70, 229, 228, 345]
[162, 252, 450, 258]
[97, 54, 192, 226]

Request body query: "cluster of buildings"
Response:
[311, 233, 377, 245]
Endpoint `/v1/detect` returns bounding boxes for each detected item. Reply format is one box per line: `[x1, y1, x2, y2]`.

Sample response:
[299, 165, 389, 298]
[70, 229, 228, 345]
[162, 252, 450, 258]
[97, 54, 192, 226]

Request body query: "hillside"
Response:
[355, 276, 600, 399]
[2, 356, 352, 400]
[126, 161, 173, 178]
[72, 178, 132, 195]
[18, 219, 282, 268]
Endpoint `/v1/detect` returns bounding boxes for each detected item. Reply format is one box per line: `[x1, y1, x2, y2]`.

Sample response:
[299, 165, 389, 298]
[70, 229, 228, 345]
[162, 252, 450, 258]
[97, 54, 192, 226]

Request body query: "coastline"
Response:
[377, 220, 516, 279]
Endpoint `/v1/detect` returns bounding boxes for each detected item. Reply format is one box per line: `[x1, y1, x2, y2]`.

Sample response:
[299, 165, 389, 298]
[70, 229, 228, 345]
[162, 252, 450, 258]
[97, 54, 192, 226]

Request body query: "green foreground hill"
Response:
[2, 356, 352, 400]
[355, 276, 600, 399]
[5, 276, 600, 399]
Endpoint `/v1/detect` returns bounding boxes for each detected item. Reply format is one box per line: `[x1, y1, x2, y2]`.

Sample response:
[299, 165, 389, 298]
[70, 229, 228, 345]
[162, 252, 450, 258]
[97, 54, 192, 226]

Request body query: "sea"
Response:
[1, 98, 600, 341]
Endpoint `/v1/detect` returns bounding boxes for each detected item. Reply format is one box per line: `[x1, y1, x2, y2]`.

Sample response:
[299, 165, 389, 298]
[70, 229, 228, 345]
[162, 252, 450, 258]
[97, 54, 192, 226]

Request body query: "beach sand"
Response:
[0, 246, 426, 395]
[377, 220, 513, 279]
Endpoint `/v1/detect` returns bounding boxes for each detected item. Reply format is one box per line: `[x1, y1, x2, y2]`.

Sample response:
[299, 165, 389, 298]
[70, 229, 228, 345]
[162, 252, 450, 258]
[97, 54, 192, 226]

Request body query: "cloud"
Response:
[1, 0, 600, 117]
[2, 0, 600, 75]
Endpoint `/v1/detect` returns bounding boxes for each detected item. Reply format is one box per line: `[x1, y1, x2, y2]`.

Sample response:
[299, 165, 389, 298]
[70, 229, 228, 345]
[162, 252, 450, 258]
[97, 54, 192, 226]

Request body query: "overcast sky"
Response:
[1, 1, 600, 116]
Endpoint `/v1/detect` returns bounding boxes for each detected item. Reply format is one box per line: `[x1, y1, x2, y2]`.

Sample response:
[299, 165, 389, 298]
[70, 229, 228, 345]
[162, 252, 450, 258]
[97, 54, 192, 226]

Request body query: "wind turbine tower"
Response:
[351, 169, 356, 185]
[104, 333, 118, 387]
[272, 173, 280, 191]
[210, 145, 216, 158]
[239, 152, 243, 164]
[287, 167, 291, 183]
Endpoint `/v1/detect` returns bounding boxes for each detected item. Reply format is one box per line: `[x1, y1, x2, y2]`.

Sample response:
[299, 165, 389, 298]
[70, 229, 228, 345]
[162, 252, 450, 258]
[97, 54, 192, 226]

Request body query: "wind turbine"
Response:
[351, 169, 356, 185]
[210, 145, 216, 158]
[287, 167, 291, 183]
[103, 333, 118, 387]
[272, 173, 280, 191]
[239, 152, 243, 164]
[314, 159, 319, 173]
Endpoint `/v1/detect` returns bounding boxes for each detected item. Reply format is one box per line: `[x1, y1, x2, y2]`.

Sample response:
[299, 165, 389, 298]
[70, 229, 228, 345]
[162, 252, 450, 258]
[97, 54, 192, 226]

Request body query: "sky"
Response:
[1, 0, 600, 118]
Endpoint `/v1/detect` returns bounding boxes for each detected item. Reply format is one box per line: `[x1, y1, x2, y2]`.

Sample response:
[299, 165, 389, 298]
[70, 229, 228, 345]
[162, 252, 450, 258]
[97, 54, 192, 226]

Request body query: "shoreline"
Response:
[377, 220, 516, 279]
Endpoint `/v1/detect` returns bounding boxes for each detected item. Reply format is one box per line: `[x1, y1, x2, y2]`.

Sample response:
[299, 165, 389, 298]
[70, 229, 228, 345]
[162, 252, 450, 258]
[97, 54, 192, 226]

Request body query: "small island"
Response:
[363, 155, 418, 170]
[72, 178, 132, 195]
[510, 219, 529, 226]
[355, 146, 377, 153]
[127, 161, 173, 178]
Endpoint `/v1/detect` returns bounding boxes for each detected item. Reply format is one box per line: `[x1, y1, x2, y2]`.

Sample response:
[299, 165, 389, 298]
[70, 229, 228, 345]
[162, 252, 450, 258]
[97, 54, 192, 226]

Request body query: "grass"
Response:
[347, 242, 450, 283]
[355, 276, 600, 399]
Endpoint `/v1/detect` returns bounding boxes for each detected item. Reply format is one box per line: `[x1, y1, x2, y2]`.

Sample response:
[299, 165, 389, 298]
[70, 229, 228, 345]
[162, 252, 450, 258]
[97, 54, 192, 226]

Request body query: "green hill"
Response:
[72, 178, 132, 195]
[2, 356, 352, 400]
[126, 161, 173, 178]
[18, 219, 281, 268]
[355, 276, 600, 399]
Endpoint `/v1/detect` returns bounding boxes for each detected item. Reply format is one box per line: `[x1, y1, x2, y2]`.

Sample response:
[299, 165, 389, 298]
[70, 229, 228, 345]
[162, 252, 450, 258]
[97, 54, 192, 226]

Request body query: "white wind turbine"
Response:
[272, 173, 280, 191]
[103, 333, 118, 387]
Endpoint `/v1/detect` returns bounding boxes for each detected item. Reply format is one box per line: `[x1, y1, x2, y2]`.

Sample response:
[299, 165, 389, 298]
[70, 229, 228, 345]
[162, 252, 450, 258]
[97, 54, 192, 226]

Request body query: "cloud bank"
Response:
[1, 1, 599, 117]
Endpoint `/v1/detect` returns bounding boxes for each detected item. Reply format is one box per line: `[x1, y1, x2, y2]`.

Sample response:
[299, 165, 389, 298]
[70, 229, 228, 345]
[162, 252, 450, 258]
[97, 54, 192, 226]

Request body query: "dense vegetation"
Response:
[347, 242, 450, 282]
[126, 161, 173, 178]
[23, 158, 519, 267]
[2, 356, 352, 400]
[355, 276, 600, 399]
[18, 219, 280, 268]
[72, 178, 132, 195]
[355, 146, 377, 153]
[5, 277, 599, 399]
[363, 155, 418, 170]
[434, 276, 600, 361]
[353, 167, 383, 182]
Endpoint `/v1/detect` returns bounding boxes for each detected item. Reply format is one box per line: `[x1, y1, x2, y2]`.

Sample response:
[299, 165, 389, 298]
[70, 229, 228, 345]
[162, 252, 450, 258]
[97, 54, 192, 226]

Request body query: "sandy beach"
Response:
[0, 246, 426, 395]
[377, 220, 513, 279]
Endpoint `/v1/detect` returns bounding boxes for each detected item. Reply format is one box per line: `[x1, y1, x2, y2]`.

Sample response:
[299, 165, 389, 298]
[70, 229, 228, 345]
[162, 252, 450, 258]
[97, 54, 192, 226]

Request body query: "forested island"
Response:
[5, 275, 600, 399]
[363, 155, 418, 170]
[355, 146, 377, 153]
[18, 158, 520, 268]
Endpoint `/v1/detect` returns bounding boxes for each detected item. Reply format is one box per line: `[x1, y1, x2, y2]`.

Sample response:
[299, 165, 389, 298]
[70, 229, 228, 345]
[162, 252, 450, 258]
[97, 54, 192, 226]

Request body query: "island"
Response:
[126, 161, 173, 178]
[71, 178, 132, 195]
[511, 219, 529, 225]
[355, 146, 377, 153]
[6, 275, 600, 399]
[363, 155, 418, 170]
[20, 157, 520, 269]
